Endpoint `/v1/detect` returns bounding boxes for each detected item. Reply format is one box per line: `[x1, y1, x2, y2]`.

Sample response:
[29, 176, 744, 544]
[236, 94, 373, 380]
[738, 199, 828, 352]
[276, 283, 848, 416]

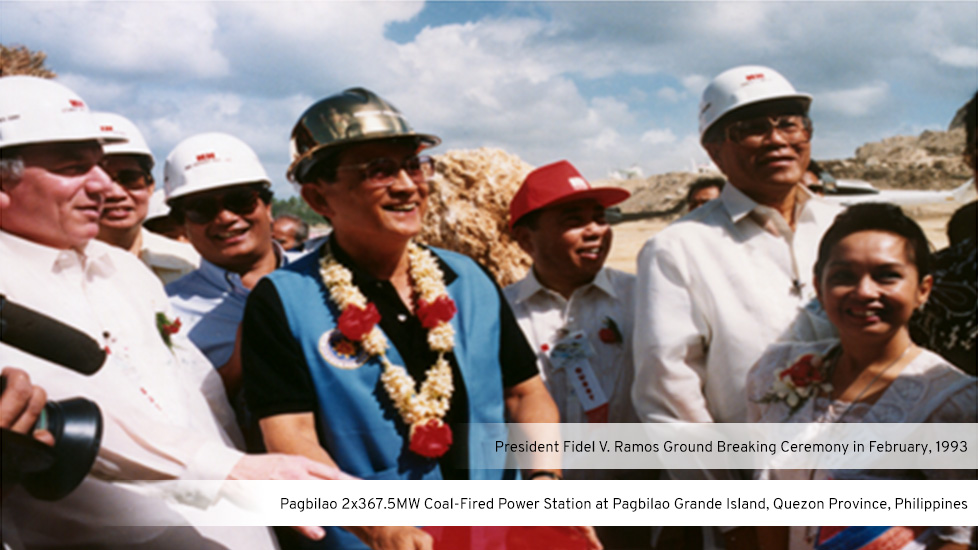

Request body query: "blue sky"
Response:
[3, 1, 976, 196]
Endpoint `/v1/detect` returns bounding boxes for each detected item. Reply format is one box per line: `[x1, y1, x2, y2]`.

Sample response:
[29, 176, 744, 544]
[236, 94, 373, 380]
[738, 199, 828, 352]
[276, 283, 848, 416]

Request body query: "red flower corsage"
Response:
[757, 352, 833, 414]
[409, 418, 453, 458]
[598, 317, 623, 344]
[337, 303, 381, 341]
[416, 295, 457, 329]
[780, 353, 826, 387]
[155, 312, 182, 349]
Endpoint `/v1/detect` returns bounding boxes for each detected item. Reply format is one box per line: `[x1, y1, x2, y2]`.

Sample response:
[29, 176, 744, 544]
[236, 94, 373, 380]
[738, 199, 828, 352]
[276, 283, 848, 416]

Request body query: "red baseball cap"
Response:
[509, 160, 630, 229]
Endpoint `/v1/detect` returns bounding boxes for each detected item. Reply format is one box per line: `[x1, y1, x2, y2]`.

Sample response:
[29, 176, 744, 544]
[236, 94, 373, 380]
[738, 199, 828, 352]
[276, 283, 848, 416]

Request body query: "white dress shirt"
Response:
[505, 267, 638, 425]
[139, 227, 200, 286]
[632, 184, 839, 425]
[0, 231, 276, 549]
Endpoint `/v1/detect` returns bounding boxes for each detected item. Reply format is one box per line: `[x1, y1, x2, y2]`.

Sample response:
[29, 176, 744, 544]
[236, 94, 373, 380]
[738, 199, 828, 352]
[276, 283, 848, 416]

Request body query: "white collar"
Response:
[512, 265, 617, 304]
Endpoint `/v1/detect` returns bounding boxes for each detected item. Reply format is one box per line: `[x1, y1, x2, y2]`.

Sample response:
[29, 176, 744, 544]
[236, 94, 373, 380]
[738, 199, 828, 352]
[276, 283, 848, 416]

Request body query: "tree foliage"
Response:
[0, 44, 56, 78]
[271, 195, 326, 226]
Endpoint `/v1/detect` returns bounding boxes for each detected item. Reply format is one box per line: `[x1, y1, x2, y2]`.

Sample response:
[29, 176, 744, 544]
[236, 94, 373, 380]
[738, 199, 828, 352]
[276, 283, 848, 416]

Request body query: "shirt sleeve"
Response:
[476, 262, 538, 388]
[632, 237, 714, 423]
[241, 278, 318, 419]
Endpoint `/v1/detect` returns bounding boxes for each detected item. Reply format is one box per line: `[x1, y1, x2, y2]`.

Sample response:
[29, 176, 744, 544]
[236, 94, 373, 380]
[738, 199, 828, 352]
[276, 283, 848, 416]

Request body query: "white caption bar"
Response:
[119, 479, 976, 526]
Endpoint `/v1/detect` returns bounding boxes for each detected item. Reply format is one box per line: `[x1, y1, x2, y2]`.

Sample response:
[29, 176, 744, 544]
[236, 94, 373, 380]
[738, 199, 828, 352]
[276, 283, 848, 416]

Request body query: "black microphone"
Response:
[0, 294, 106, 375]
[0, 294, 105, 501]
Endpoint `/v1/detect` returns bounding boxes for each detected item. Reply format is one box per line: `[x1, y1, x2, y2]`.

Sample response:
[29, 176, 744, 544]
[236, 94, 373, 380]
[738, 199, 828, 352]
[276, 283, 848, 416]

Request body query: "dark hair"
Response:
[511, 209, 542, 231]
[686, 176, 725, 203]
[814, 203, 931, 282]
[274, 214, 309, 242]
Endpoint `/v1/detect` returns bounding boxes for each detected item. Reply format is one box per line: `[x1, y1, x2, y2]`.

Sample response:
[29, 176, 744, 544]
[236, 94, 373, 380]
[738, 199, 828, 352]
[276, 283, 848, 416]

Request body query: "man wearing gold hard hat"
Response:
[241, 88, 599, 550]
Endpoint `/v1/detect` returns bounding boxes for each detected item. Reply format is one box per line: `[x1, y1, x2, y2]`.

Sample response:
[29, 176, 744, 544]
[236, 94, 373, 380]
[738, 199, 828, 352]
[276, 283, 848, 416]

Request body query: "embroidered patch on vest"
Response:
[318, 329, 369, 370]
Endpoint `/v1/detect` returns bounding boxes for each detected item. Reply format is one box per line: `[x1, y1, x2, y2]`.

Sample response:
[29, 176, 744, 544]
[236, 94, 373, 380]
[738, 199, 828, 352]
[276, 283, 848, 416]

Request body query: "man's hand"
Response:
[348, 526, 434, 550]
[227, 453, 356, 481]
[228, 454, 356, 542]
[0, 366, 54, 446]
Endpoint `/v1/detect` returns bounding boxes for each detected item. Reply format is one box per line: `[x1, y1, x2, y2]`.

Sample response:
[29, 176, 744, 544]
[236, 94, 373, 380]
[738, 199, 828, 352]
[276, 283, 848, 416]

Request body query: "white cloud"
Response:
[933, 46, 978, 68]
[818, 83, 890, 117]
[641, 129, 677, 146]
[2, 1, 973, 190]
[657, 87, 682, 103]
[4, 3, 229, 78]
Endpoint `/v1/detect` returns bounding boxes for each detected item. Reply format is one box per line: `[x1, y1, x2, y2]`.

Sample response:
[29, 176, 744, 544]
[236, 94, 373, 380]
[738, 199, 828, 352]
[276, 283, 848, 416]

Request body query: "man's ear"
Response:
[0, 180, 13, 210]
[300, 182, 335, 220]
[511, 224, 535, 256]
[703, 142, 725, 172]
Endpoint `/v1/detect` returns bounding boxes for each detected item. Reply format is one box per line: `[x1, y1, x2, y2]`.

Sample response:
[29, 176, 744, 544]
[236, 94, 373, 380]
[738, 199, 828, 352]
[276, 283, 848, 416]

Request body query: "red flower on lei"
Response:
[416, 295, 457, 329]
[337, 303, 381, 341]
[409, 418, 453, 458]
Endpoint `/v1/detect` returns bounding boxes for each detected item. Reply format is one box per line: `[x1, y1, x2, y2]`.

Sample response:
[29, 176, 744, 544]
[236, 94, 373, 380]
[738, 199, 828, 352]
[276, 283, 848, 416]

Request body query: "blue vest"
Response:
[267, 247, 512, 548]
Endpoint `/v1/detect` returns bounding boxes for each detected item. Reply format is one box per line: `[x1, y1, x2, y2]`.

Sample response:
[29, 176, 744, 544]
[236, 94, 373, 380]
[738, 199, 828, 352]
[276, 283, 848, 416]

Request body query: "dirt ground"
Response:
[606, 202, 959, 274]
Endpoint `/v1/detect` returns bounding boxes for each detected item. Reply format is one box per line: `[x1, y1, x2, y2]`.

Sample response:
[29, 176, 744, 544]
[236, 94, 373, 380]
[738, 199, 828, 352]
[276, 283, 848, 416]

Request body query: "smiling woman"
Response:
[748, 203, 976, 549]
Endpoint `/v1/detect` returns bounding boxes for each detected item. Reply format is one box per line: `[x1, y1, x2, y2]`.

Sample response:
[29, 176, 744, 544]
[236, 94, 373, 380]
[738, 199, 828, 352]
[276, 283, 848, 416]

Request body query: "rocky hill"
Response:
[607, 127, 972, 219]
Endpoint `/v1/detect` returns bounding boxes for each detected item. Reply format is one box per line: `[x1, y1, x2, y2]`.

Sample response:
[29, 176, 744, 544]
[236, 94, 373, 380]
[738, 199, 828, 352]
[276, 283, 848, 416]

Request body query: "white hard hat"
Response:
[0, 76, 124, 150]
[164, 132, 270, 202]
[698, 65, 812, 142]
[94, 112, 154, 169]
[145, 189, 171, 223]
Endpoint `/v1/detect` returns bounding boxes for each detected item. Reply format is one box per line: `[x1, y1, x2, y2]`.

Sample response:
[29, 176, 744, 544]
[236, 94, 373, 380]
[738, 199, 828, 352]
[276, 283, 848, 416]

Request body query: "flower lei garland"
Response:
[319, 242, 457, 458]
[757, 353, 833, 415]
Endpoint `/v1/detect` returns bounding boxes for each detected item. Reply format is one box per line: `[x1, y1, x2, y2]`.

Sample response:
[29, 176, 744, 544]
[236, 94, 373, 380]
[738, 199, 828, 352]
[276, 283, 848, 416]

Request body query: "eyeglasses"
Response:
[105, 168, 152, 191]
[335, 155, 435, 189]
[725, 115, 812, 145]
[176, 187, 266, 224]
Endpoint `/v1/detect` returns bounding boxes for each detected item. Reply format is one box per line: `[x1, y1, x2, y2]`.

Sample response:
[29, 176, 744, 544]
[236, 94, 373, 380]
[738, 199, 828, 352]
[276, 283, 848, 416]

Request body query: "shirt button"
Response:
[397, 314, 408, 322]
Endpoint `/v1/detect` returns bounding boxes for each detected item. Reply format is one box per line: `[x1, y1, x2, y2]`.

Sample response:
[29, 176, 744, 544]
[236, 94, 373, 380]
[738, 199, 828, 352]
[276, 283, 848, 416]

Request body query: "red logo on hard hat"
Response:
[100, 125, 114, 132]
[69, 99, 85, 108]
[196, 152, 216, 162]
[746, 73, 765, 81]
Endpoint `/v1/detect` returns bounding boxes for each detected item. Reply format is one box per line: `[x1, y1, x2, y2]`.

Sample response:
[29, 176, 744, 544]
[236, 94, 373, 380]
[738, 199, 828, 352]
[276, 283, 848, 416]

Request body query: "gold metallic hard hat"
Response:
[287, 87, 441, 183]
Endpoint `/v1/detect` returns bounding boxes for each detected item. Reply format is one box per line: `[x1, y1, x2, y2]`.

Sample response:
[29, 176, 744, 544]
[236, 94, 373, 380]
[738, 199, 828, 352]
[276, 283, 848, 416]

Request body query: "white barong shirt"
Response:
[505, 267, 638, 425]
[632, 184, 839, 425]
[0, 231, 276, 549]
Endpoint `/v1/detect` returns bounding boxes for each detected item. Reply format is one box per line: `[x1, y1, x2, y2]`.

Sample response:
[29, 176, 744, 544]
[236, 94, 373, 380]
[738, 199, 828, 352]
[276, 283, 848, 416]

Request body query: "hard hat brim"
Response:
[509, 187, 631, 230]
[287, 132, 441, 184]
[701, 93, 812, 143]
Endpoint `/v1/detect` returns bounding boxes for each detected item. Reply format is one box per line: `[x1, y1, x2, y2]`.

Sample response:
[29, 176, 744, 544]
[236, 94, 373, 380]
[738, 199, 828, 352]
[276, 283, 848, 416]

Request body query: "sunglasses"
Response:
[725, 115, 812, 145]
[336, 155, 435, 189]
[106, 168, 152, 191]
[175, 187, 268, 224]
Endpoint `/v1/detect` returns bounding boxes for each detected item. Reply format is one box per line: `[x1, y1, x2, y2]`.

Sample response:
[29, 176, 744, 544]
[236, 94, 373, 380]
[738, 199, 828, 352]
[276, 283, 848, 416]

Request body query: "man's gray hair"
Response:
[0, 155, 24, 185]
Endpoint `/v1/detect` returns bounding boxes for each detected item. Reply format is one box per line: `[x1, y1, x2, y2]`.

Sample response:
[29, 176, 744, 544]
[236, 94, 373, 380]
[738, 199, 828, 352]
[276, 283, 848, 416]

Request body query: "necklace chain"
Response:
[831, 343, 915, 424]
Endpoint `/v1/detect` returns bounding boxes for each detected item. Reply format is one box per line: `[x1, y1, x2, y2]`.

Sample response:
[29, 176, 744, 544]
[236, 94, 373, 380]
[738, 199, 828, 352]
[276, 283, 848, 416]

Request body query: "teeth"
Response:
[386, 204, 416, 212]
[216, 228, 247, 239]
[847, 309, 878, 318]
[580, 248, 601, 255]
